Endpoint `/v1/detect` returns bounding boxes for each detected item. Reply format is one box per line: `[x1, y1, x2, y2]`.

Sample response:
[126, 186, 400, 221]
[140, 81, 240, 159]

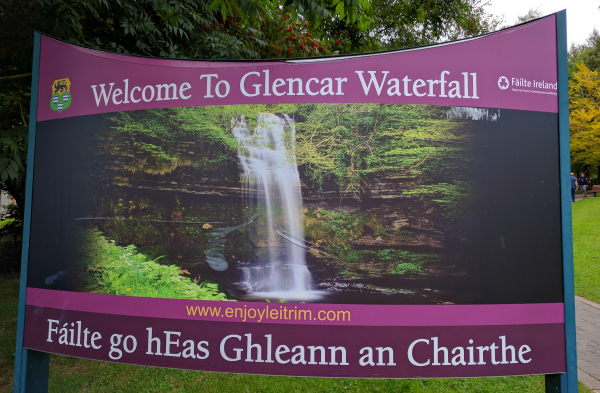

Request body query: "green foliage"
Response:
[295, 104, 474, 209]
[0, 218, 16, 231]
[365, 0, 501, 51]
[344, 248, 439, 265]
[209, 0, 373, 31]
[45, 351, 554, 393]
[0, 119, 27, 183]
[402, 181, 473, 219]
[331, 248, 439, 279]
[82, 228, 228, 301]
[568, 30, 600, 173]
[2, 0, 255, 60]
[110, 105, 306, 171]
[303, 207, 439, 272]
[0, 218, 22, 274]
[388, 262, 422, 275]
[569, 29, 600, 80]
[569, 62, 600, 169]
[303, 208, 373, 249]
[108, 107, 241, 177]
[0, 127, 27, 219]
[0, 275, 20, 391]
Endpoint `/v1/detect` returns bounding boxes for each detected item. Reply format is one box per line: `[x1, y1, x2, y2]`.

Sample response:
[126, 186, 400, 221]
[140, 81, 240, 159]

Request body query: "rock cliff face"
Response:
[119, 176, 243, 198]
[96, 134, 450, 257]
[302, 169, 448, 251]
[97, 137, 243, 198]
[353, 205, 446, 250]
[352, 232, 444, 250]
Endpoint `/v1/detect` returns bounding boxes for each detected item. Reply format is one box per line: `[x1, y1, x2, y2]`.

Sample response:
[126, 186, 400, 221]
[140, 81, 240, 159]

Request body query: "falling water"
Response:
[232, 113, 316, 299]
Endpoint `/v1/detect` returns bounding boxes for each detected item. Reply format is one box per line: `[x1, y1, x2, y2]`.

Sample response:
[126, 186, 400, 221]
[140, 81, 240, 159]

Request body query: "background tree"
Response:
[320, 0, 502, 54]
[569, 62, 600, 179]
[513, 7, 542, 25]
[568, 27, 600, 179]
[569, 29, 600, 80]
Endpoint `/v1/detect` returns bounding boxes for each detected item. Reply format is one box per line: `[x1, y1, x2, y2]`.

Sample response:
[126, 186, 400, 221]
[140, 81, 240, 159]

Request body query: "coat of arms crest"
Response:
[50, 78, 71, 112]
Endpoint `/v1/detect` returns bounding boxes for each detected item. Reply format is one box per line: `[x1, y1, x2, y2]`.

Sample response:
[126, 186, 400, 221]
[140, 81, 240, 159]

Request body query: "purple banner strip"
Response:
[26, 288, 564, 326]
[37, 16, 558, 122]
[23, 306, 566, 378]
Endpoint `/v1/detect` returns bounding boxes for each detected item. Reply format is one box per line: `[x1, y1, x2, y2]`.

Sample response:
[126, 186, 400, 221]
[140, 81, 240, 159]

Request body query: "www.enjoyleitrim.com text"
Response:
[186, 304, 350, 323]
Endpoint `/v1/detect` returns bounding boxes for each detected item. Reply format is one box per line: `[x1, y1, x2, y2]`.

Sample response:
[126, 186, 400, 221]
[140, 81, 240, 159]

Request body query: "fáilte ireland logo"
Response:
[498, 76, 509, 90]
[50, 78, 71, 112]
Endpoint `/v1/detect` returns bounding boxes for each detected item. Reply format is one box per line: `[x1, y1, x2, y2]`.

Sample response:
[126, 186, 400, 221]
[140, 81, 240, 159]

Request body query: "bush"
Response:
[82, 229, 228, 301]
[0, 218, 22, 274]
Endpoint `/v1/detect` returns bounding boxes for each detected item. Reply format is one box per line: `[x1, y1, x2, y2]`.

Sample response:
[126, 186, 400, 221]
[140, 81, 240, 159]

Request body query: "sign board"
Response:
[14, 12, 576, 389]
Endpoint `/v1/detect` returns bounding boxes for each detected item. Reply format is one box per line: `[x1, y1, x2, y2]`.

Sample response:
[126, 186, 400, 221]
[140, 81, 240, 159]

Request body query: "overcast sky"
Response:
[486, 0, 600, 46]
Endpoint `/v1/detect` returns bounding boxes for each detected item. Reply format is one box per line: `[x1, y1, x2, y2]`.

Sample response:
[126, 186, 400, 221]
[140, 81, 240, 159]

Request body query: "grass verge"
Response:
[0, 275, 19, 393]
[573, 198, 600, 303]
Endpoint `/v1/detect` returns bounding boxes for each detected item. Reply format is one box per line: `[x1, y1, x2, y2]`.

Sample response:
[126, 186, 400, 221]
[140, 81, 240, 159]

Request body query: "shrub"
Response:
[389, 262, 422, 275]
[0, 218, 22, 273]
[82, 229, 228, 301]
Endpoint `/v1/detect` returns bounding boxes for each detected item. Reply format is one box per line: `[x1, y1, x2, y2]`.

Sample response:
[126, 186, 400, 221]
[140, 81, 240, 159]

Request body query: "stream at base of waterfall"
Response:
[231, 113, 326, 301]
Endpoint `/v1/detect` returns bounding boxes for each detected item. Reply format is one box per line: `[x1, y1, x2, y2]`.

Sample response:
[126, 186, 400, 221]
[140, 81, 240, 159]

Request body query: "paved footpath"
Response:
[576, 296, 600, 392]
[574, 194, 596, 202]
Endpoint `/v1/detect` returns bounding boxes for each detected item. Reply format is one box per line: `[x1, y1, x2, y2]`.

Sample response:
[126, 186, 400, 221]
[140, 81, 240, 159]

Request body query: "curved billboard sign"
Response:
[19, 14, 570, 379]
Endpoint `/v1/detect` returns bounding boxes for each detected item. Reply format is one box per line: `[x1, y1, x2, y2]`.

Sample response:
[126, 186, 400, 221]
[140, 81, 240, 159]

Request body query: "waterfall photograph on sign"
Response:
[29, 102, 562, 305]
[232, 114, 315, 300]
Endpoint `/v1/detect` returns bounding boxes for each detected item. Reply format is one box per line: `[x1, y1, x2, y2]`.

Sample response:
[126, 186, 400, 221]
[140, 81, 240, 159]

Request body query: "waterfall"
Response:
[232, 113, 313, 296]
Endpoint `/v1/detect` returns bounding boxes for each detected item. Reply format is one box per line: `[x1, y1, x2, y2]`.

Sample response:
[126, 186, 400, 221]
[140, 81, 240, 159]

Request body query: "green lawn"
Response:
[0, 275, 592, 393]
[47, 359, 547, 393]
[573, 198, 600, 303]
[0, 276, 19, 393]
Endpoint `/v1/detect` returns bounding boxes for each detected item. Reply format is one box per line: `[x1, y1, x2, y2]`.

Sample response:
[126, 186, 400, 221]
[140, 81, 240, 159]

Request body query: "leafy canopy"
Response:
[569, 62, 600, 168]
[569, 29, 600, 80]
[209, 0, 373, 30]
